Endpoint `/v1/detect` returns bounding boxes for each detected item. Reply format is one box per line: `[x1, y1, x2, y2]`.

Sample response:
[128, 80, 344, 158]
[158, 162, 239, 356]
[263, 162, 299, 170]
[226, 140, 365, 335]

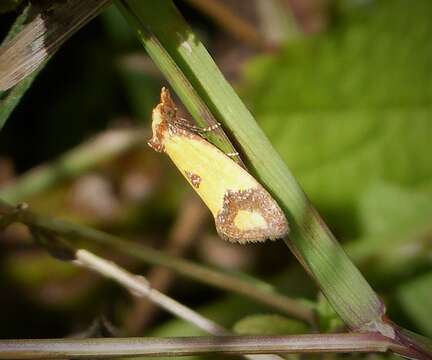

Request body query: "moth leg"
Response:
[176, 118, 240, 158]
[176, 117, 221, 134]
[225, 152, 240, 158]
[199, 122, 222, 133]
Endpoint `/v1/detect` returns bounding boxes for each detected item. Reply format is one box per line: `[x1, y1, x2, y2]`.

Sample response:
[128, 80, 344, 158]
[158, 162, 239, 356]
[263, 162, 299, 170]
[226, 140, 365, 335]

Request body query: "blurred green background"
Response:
[0, 0, 431, 358]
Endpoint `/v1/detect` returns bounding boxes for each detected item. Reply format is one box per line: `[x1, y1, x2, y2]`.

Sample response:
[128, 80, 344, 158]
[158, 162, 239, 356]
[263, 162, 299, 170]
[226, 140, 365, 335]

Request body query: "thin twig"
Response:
[72, 248, 284, 360]
[126, 194, 207, 332]
[74, 249, 227, 336]
[0, 199, 314, 323]
[0, 333, 398, 359]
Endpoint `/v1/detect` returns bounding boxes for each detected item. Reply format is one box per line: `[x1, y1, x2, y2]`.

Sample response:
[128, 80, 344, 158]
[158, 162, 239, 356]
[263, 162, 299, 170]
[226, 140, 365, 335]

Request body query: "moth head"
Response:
[148, 87, 177, 152]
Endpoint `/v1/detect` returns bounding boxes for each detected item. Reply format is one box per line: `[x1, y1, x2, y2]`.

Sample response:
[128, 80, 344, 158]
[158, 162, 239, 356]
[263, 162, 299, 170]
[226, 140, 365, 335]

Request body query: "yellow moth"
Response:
[148, 88, 289, 243]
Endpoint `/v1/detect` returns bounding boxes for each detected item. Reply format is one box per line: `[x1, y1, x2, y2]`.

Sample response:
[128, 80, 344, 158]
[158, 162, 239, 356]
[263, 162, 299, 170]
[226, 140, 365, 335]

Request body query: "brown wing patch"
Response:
[148, 88, 204, 152]
[147, 87, 176, 152]
[215, 188, 289, 243]
[185, 171, 202, 188]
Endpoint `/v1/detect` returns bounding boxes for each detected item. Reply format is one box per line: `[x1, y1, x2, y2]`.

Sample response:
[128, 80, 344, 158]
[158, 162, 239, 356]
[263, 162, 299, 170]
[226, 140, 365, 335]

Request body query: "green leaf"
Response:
[397, 272, 432, 337]
[243, 0, 432, 219]
[233, 314, 308, 335]
[346, 182, 432, 283]
[358, 182, 432, 236]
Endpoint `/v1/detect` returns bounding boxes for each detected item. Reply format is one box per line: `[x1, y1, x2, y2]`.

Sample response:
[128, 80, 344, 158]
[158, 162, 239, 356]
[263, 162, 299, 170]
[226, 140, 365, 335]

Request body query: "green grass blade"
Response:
[116, 0, 244, 166]
[117, 0, 386, 332]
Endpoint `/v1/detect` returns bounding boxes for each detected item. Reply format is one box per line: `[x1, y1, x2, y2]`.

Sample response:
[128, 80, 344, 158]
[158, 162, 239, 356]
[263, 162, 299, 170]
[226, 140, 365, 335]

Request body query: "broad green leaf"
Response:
[346, 182, 432, 283]
[240, 0, 432, 330]
[357, 181, 432, 237]
[243, 0, 432, 221]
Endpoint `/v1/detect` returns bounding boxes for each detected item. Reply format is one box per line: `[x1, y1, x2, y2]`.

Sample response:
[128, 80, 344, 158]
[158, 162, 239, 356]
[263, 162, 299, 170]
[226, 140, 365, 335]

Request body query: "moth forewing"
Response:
[149, 88, 289, 243]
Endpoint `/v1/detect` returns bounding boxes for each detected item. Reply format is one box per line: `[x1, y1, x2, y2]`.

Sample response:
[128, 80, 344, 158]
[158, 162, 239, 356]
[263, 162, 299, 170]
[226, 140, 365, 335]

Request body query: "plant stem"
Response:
[75, 249, 228, 336]
[72, 248, 284, 360]
[0, 333, 398, 359]
[115, 0, 244, 167]
[0, 199, 314, 323]
[116, 0, 384, 332]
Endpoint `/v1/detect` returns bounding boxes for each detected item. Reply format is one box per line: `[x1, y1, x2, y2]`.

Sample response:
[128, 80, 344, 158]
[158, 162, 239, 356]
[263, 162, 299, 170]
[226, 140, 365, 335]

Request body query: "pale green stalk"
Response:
[0, 333, 397, 359]
[116, 0, 384, 333]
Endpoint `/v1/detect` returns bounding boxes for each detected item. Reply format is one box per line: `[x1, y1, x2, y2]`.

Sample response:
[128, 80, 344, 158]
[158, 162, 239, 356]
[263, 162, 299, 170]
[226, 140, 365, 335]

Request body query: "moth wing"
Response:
[163, 130, 289, 243]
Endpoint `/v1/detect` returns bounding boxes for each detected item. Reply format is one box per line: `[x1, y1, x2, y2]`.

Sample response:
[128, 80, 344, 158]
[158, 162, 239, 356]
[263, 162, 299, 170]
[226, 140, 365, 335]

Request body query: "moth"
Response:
[148, 88, 289, 243]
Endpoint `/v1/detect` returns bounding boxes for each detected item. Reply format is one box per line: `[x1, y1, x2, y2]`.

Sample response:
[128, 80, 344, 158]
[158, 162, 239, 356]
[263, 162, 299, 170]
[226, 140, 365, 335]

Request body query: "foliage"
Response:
[243, 0, 432, 232]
